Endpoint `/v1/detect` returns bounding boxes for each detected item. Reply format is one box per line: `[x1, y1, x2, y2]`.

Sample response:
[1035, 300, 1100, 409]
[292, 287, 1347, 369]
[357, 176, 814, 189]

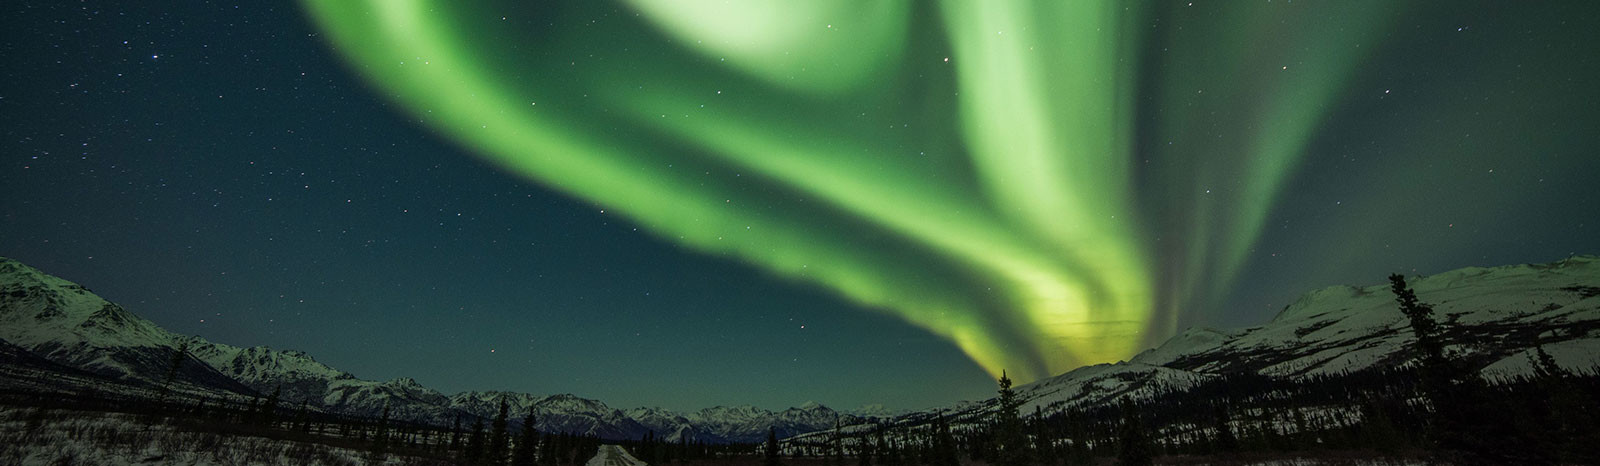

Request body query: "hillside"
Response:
[787, 255, 1600, 447]
[0, 256, 874, 443]
[3, 255, 1598, 448]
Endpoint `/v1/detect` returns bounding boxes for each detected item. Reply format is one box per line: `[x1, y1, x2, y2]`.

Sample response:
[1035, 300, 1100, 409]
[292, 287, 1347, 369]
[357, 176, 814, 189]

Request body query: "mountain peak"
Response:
[385, 377, 422, 388]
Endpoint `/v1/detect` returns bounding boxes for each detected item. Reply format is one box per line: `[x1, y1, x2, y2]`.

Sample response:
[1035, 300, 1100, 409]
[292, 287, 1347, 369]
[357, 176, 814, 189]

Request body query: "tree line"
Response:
[3, 272, 1595, 465]
[773, 274, 1598, 465]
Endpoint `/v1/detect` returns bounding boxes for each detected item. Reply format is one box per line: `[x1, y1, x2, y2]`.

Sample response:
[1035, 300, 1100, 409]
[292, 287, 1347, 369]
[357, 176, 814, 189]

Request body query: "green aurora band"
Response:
[300, 1, 1398, 382]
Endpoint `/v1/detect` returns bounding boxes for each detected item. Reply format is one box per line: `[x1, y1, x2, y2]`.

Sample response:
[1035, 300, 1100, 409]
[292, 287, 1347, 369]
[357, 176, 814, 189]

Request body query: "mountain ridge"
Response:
[3, 255, 1598, 443]
[802, 255, 1600, 443]
[0, 256, 888, 443]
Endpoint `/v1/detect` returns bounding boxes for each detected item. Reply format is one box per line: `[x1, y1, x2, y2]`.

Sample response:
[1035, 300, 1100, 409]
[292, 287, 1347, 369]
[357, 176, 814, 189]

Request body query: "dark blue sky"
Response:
[3, 1, 1596, 411]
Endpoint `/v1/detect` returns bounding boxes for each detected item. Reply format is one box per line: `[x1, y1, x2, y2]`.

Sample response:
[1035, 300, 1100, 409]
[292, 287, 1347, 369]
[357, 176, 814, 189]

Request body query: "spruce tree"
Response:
[159, 341, 188, 402]
[876, 425, 898, 466]
[538, 429, 557, 466]
[932, 412, 961, 466]
[1212, 403, 1239, 455]
[1115, 400, 1152, 466]
[465, 416, 487, 466]
[1031, 405, 1053, 462]
[1062, 411, 1091, 466]
[449, 415, 462, 451]
[373, 402, 391, 458]
[831, 418, 845, 466]
[295, 401, 310, 433]
[1531, 345, 1563, 380]
[765, 426, 783, 466]
[244, 396, 259, 425]
[1390, 274, 1451, 375]
[1530, 345, 1595, 463]
[512, 409, 539, 466]
[1390, 274, 1526, 465]
[639, 430, 657, 464]
[1360, 400, 1402, 454]
[261, 385, 281, 428]
[490, 398, 512, 466]
[993, 371, 1031, 466]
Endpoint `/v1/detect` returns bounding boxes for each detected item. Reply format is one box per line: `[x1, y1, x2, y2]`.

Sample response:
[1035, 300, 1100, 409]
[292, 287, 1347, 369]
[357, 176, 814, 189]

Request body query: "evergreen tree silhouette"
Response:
[192, 396, 208, 420]
[931, 412, 961, 466]
[490, 397, 512, 466]
[1212, 402, 1239, 455]
[1359, 400, 1402, 454]
[1531, 345, 1562, 380]
[373, 402, 391, 459]
[1390, 274, 1535, 465]
[295, 400, 310, 433]
[875, 424, 899, 466]
[1115, 400, 1151, 466]
[465, 416, 487, 466]
[639, 430, 657, 464]
[159, 341, 188, 402]
[993, 371, 1031, 466]
[512, 408, 539, 466]
[449, 415, 462, 451]
[538, 428, 557, 466]
[857, 429, 874, 466]
[765, 426, 783, 466]
[261, 385, 281, 428]
[831, 418, 845, 466]
[242, 394, 256, 425]
[1030, 405, 1053, 463]
[1530, 345, 1597, 463]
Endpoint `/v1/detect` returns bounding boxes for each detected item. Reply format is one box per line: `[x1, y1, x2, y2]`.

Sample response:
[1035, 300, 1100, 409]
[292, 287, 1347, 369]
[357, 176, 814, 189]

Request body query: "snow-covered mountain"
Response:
[5, 255, 1597, 444]
[804, 255, 1600, 443]
[0, 256, 851, 443]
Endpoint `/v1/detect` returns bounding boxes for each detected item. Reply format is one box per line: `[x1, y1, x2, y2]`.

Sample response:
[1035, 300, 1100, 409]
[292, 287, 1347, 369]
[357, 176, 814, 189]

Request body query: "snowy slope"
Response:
[0, 256, 847, 443]
[847, 255, 1600, 440]
[0, 258, 253, 394]
[8, 255, 1593, 444]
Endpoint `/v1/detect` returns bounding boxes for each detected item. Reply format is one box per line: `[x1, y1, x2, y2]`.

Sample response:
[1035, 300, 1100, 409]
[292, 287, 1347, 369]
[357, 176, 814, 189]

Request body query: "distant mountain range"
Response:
[0, 256, 886, 443]
[3, 255, 1598, 445]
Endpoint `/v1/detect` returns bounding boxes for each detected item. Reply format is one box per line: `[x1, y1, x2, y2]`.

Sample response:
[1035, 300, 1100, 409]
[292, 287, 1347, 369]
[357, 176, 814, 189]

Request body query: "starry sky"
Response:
[2, 1, 1597, 412]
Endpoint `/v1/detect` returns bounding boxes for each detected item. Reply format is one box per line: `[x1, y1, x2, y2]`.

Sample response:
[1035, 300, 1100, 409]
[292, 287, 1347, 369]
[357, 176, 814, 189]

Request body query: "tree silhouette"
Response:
[765, 426, 783, 466]
[1212, 402, 1239, 455]
[931, 412, 961, 466]
[993, 371, 1031, 466]
[373, 402, 391, 459]
[831, 418, 844, 466]
[1115, 400, 1151, 466]
[490, 397, 512, 466]
[158, 341, 188, 402]
[465, 416, 486, 466]
[512, 408, 539, 466]
[449, 415, 462, 451]
[261, 385, 281, 428]
[1390, 273, 1533, 465]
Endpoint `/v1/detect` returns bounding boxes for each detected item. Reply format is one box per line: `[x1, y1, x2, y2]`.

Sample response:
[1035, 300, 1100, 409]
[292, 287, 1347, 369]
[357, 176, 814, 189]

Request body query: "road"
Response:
[585, 444, 647, 466]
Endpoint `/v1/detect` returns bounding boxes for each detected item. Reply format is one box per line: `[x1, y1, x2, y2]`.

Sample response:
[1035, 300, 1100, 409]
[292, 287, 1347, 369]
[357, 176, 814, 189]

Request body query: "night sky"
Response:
[2, 1, 1596, 412]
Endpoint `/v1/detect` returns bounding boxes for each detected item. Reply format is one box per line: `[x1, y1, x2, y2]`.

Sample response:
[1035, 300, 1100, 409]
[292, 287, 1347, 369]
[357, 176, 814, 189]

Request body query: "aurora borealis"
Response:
[298, 1, 1397, 380]
[3, 1, 1597, 410]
